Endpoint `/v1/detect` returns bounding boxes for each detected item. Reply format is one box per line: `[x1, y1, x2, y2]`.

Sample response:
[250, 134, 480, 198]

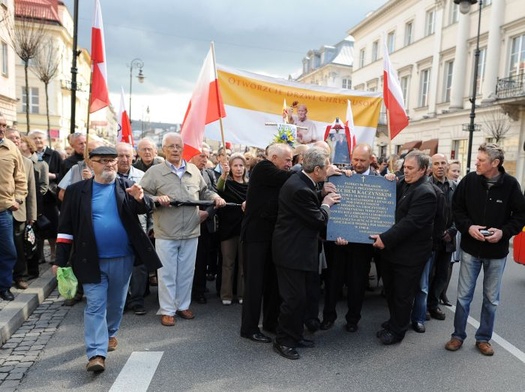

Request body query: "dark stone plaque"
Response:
[327, 174, 396, 244]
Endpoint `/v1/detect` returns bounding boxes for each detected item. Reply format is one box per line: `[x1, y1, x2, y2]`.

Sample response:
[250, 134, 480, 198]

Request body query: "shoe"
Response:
[241, 331, 272, 343]
[195, 295, 207, 304]
[62, 292, 83, 307]
[345, 323, 358, 333]
[440, 296, 452, 306]
[305, 319, 320, 333]
[14, 279, 28, 290]
[476, 341, 494, 356]
[132, 304, 146, 315]
[381, 320, 390, 329]
[108, 337, 118, 352]
[160, 315, 176, 326]
[297, 338, 315, 348]
[222, 299, 232, 306]
[411, 321, 426, 333]
[425, 311, 431, 321]
[86, 356, 105, 372]
[320, 319, 334, 331]
[176, 309, 195, 319]
[273, 342, 300, 360]
[376, 329, 388, 338]
[379, 330, 403, 345]
[0, 289, 14, 301]
[429, 307, 446, 320]
[445, 338, 463, 351]
[148, 276, 158, 286]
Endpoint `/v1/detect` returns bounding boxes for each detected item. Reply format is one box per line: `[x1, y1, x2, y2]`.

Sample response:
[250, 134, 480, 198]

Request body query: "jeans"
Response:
[83, 256, 134, 360]
[452, 251, 506, 342]
[156, 238, 198, 316]
[411, 252, 434, 324]
[0, 210, 17, 290]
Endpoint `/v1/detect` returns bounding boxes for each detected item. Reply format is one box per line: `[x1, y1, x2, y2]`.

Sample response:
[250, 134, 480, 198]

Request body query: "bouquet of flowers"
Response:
[273, 124, 296, 147]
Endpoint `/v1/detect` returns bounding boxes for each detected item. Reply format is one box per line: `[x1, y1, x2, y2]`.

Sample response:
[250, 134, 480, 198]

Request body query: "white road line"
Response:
[109, 351, 164, 392]
[449, 306, 525, 363]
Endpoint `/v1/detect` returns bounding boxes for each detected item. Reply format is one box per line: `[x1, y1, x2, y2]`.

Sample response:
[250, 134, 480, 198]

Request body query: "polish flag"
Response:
[383, 42, 409, 139]
[117, 87, 133, 145]
[89, 0, 110, 113]
[181, 45, 226, 160]
[345, 100, 358, 153]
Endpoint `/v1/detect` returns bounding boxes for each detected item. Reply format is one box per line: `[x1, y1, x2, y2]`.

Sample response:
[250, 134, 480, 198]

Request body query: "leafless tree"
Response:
[2, 5, 46, 134]
[32, 37, 61, 140]
[482, 108, 512, 144]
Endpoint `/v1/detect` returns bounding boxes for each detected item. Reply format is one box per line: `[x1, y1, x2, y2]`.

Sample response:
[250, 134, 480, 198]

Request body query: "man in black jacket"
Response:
[52, 146, 161, 372]
[445, 143, 525, 356]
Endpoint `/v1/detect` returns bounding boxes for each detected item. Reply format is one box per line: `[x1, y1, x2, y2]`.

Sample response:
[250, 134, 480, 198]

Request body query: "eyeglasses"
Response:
[164, 144, 183, 150]
[0, 123, 7, 128]
[91, 158, 117, 165]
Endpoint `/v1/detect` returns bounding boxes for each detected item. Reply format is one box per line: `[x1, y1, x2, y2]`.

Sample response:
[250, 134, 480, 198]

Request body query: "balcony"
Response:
[496, 73, 525, 100]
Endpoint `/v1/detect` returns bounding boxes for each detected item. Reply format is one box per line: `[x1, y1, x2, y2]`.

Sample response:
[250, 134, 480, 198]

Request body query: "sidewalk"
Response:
[0, 256, 57, 344]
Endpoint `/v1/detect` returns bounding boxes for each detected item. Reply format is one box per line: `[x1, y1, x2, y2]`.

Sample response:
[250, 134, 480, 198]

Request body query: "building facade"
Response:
[0, 0, 17, 123]
[348, 0, 525, 184]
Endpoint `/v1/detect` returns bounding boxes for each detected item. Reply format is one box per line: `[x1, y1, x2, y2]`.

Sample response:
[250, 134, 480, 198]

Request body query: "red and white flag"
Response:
[181, 45, 226, 160]
[117, 87, 133, 145]
[383, 42, 409, 139]
[89, 0, 110, 113]
[345, 100, 358, 153]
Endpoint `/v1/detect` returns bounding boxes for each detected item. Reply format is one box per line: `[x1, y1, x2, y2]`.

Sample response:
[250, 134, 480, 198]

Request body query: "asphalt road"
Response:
[16, 256, 525, 392]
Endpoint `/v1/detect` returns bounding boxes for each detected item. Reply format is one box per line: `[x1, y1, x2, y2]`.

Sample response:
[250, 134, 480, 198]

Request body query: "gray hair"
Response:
[478, 142, 504, 167]
[28, 129, 48, 139]
[266, 142, 292, 158]
[303, 147, 330, 173]
[404, 150, 430, 171]
[161, 132, 182, 147]
[137, 137, 157, 150]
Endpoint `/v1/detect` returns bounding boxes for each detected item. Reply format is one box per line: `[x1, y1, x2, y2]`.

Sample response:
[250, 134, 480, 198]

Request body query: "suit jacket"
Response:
[272, 172, 329, 272]
[240, 159, 293, 243]
[55, 177, 162, 283]
[380, 176, 437, 267]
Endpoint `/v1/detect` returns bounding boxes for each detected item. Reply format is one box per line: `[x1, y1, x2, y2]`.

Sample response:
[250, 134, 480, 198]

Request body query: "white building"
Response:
[348, 0, 525, 184]
[0, 0, 17, 122]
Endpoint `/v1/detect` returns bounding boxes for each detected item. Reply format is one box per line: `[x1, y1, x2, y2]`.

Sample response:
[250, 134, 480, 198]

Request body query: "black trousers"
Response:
[427, 249, 453, 310]
[241, 241, 280, 335]
[323, 243, 373, 325]
[275, 266, 316, 348]
[192, 224, 213, 298]
[13, 220, 27, 280]
[382, 259, 426, 339]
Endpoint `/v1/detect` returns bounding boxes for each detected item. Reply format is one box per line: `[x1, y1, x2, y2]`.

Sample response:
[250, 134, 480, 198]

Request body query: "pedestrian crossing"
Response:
[109, 351, 163, 392]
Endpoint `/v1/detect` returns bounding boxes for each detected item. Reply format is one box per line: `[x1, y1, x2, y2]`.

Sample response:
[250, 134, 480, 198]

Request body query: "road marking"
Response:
[109, 351, 163, 392]
[449, 306, 525, 363]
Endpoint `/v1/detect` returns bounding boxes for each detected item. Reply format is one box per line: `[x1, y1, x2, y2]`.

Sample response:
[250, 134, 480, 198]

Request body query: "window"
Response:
[509, 34, 525, 77]
[342, 78, 351, 89]
[474, 47, 487, 93]
[22, 87, 39, 114]
[386, 32, 395, 54]
[443, 60, 454, 102]
[419, 69, 431, 107]
[359, 49, 365, 68]
[400, 76, 409, 108]
[449, 2, 459, 24]
[372, 41, 379, 62]
[425, 9, 435, 36]
[404, 22, 413, 46]
[1, 41, 7, 76]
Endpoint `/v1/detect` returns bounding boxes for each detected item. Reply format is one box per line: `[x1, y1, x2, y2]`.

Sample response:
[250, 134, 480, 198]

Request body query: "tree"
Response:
[482, 109, 512, 144]
[2, 5, 46, 134]
[32, 37, 61, 141]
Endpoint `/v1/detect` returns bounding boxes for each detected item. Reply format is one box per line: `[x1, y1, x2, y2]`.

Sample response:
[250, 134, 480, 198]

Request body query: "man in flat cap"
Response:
[52, 146, 161, 373]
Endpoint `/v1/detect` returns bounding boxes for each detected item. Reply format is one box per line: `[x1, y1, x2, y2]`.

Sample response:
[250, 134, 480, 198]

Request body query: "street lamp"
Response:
[454, 0, 482, 173]
[129, 58, 145, 125]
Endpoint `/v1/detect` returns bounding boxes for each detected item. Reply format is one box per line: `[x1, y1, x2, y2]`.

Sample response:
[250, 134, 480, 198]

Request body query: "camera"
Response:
[479, 229, 493, 237]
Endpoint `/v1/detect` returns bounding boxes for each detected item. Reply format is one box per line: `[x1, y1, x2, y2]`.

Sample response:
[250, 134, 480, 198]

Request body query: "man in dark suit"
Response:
[371, 150, 437, 345]
[272, 147, 340, 360]
[52, 146, 162, 372]
[240, 143, 294, 344]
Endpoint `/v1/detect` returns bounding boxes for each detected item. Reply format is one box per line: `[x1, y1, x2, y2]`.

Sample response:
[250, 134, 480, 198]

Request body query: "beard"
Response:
[99, 170, 117, 183]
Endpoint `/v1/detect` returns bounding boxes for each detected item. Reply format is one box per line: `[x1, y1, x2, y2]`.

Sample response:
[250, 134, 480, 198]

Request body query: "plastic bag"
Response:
[24, 224, 37, 259]
[56, 267, 78, 299]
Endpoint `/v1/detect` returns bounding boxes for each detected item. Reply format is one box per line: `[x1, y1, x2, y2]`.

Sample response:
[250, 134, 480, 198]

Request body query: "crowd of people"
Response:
[1, 109, 525, 370]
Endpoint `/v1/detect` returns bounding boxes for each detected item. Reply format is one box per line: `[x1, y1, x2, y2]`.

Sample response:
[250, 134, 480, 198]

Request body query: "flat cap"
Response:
[89, 146, 117, 158]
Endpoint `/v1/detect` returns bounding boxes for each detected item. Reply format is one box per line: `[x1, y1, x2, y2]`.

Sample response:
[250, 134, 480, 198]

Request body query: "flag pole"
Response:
[386, 108, 394, 173]
[85, 59, 94, 155]
[210, 41, 226, 149]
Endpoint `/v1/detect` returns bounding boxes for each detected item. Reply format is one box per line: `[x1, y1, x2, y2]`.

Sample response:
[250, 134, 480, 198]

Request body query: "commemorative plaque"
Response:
[326, 174, 396, 244]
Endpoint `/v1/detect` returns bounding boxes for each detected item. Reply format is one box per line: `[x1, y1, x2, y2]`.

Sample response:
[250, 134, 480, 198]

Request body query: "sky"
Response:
[62, 0, 388, 124]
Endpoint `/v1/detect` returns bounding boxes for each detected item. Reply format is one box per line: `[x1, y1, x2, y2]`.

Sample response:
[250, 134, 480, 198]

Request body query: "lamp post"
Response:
[454, 0, 482, 173]
[129, 58, 145, 126]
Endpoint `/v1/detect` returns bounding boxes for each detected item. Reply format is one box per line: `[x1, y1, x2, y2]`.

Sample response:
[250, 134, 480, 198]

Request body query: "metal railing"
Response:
[496, 73, 525, 99]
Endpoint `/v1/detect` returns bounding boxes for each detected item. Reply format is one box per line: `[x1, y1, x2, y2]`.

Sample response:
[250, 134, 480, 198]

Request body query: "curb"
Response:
[0, 269, 57, 344]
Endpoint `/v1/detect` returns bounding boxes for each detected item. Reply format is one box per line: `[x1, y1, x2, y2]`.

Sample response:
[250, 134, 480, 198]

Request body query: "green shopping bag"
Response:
[56, 267, 78, 299]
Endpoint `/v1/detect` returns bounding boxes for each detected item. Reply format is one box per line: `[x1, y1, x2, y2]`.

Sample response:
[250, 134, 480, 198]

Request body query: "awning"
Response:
[398, 140, 422, 155]
[419, 139, 439, 156]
